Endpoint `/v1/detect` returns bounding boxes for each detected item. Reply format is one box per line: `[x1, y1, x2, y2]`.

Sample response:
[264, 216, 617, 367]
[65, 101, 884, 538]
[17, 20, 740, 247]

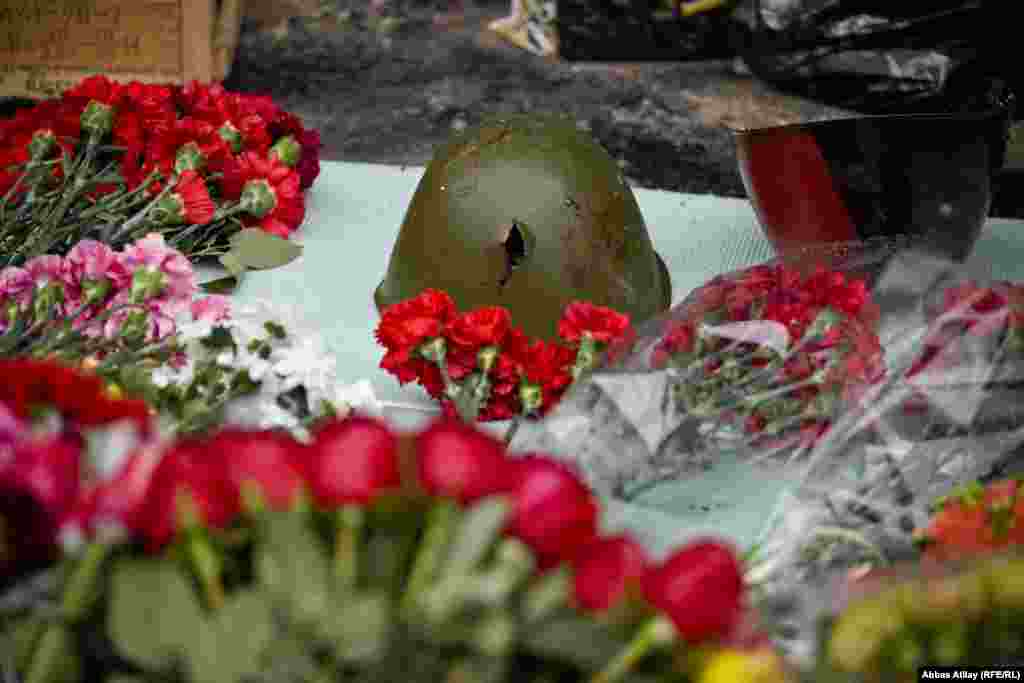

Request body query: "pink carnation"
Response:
[23, 255, 65, 289]
[63, 240, 119, 305]
[102, 296, 178, 343]
[113, 233, 196, 312]
[190, 295, 232, 323]
[0, 266, 33, 307]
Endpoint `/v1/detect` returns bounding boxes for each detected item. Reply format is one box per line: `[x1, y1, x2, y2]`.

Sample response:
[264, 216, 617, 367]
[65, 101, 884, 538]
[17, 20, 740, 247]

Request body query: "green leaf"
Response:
[443, 497, 510, 577]
[107, 558, 203, 672]
[219, 250, 246, 278]
[521, 612, 631, 671]
[199, 275, 239, 295]
[7, 618, 44, 673]
[20, 625, 82, 683]
[185, 590, 275, 683]
[256, 511, 331, 624]
[229, 228, 303, 270]
[318, 591, 392, 664]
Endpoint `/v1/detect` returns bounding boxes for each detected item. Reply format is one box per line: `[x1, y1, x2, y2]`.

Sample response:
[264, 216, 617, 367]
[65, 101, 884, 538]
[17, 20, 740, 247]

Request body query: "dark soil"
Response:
[224, 0, 849, 197]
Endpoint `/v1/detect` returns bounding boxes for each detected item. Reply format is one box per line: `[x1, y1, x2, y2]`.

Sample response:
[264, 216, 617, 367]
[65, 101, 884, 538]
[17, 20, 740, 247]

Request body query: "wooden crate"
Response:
[0, 0, 244, 99]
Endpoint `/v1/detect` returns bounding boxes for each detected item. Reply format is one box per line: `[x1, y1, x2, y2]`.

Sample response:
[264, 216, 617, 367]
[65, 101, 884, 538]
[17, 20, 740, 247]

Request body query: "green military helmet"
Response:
[374, 114, 672, 340]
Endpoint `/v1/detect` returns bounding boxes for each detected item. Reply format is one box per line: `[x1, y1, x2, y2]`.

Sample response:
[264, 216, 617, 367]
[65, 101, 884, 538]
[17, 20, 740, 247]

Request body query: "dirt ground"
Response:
[228, 0, 850, 197]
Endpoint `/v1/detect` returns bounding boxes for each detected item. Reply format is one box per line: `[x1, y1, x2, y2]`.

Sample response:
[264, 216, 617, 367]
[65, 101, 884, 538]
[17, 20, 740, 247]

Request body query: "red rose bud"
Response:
[269, 135, 302, 167]
[303, 416, 401, 508]
[642, 539, 744, 643]
[209, 428, 305, 512]
[572, 533, 649, 612]
[138, 442, 239, 551]
[416, 418, 512, 504]
[507, 455, 599, 567]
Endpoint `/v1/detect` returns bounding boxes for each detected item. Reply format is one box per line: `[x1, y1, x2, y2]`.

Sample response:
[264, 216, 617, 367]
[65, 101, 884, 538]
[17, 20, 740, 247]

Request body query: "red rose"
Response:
[415, 418, 512, 504]
[445, 306, 512, 350]
[571, 533, 648, 612]
[302, 416, 402, 508]
[85, 444, 163, 542]
[138, 441, 239, 551]
[208, 429, 305, 511]
[506, 455, 599, 568]
[642, 539, 744, 643]
[557, 301, 633, 346]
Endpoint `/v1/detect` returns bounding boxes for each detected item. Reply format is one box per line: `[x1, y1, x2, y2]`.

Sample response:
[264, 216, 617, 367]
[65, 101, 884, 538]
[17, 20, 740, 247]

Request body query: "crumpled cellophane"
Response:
[514, 239, 1024, 663]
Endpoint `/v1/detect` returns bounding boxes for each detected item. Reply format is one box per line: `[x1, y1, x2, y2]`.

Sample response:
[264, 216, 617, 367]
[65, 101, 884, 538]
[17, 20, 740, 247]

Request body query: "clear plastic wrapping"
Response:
[515, 240, 1024, 662]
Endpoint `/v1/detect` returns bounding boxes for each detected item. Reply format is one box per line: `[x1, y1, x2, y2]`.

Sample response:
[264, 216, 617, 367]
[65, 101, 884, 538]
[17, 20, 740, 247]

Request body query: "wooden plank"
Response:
[0, 0, 240, 99]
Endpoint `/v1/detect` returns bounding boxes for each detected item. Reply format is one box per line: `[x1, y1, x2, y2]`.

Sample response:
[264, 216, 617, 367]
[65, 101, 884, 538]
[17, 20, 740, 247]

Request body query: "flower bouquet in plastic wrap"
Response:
[511, 240, 1024, 666]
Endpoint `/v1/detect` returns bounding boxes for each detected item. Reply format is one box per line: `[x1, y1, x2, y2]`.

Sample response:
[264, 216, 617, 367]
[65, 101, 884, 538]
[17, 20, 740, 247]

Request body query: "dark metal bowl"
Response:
[735, 110, 1013, 263]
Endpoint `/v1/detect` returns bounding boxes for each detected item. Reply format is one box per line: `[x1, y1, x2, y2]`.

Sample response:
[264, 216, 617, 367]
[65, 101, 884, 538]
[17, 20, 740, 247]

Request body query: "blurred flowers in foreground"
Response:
[0, 363, 770, 683]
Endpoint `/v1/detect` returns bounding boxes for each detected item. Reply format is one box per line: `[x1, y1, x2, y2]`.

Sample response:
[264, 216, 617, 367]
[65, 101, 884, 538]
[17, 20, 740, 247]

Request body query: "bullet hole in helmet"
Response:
[498, 221, 528, 291]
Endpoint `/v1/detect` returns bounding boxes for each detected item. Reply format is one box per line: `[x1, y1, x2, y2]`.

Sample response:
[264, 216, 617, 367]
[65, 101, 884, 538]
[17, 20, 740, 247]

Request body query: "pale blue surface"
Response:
[205, 161, 1024, 556]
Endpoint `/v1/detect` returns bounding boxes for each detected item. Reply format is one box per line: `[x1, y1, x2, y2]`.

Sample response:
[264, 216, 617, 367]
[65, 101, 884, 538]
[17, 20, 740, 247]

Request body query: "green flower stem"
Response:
[24, 542, 112, 683]
[589, 615, 677, 683]
[0, 162, 38, 223]
[401, 498, 460, 616]
[111, 175, 178, 241]
[16, 135, 101, 262]
[187, 532, 225, 611]
[334, 504, 365, 593]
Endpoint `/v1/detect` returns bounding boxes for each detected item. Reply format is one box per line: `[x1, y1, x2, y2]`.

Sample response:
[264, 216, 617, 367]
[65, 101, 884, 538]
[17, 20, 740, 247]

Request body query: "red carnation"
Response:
[642, 539, 744, 643]
[269, 111, 322, 189]
[162, 170, 216, 225]
[506, 455, 599, 568]
[918, 479, 1024, 562]
[445, 306, 512, 350]
[221, 151, 305, 237]
[302, 416, 402, 508]
[208, 429, 305, 511]
[557, 301, 633, 346]
[376, 289, 458, 364]
[415, 418, 512, 504]
[518, 339, 575, 414]
[64, 75, 122, 105]
[651, 321, 696, 368]
[0, 359, 151, 433]
[572, 533, 649, 612]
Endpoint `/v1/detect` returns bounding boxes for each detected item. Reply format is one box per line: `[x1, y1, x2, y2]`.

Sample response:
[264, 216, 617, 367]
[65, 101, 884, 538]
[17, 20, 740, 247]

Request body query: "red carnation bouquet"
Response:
[0, 359, 789, 683]
[0, 77, 320, 285]
[648, 262, 885, 452]
[375, 289, 635, 440]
